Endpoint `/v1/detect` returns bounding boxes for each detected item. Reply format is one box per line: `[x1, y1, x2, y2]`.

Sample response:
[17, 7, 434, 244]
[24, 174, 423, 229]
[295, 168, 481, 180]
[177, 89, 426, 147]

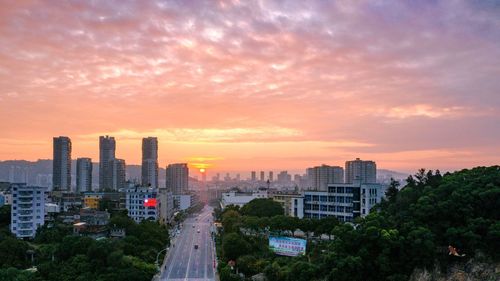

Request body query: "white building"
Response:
[221, 188, 268, 208]
[158, 189, 174, 224]
[125, 185, 158, 223]
[303, 182, 384, 222]
[173, 194, 195, 211]
[10, 184, 45, 238]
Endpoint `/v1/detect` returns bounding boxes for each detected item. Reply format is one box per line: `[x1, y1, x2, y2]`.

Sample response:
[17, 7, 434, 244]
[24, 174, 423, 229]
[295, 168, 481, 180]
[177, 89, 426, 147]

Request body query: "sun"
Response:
[199, 168, 206, 173]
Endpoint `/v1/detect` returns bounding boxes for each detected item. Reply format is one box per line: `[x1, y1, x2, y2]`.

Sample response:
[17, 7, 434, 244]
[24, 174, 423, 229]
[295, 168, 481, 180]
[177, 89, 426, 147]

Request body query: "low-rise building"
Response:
[44, 203, 60, 222]
[49, 191, 82, 212]
[303, 183, 384, 222]
[10, 184, 45, 238]
[221, 188, 268, 208]
[125, 185, 158, 223]
[173, 194, 194, 211]
[0, 182, 12, 206]
[269, 191, 304, 218]
[83, 192, 123, 210]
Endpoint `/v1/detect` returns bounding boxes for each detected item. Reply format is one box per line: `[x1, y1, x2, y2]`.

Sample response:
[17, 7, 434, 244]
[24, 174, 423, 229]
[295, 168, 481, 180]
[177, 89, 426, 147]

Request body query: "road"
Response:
[160, 206, 216, 281]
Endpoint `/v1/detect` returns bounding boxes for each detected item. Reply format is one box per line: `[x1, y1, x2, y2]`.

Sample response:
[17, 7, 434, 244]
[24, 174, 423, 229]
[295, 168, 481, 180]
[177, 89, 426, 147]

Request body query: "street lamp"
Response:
[155, 247, 169, 270]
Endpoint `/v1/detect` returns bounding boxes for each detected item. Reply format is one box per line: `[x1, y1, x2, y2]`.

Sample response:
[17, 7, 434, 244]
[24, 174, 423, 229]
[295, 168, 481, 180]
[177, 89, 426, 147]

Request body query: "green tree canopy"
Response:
[240, 199, 284, 218]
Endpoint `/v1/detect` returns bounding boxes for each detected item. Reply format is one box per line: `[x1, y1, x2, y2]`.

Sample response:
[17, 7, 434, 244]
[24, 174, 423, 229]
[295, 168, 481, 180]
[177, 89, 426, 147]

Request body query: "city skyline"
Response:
[1, 1, 500, 173]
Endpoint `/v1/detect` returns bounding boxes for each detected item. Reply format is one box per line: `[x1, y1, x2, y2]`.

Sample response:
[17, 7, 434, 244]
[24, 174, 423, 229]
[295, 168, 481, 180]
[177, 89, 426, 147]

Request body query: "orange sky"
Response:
[1, 1, 499, 174]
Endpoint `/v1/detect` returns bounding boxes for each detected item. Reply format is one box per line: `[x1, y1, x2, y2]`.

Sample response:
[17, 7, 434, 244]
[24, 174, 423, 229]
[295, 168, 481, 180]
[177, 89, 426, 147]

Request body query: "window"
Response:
[328, 205, 334, 212]
[320, 205, 327, 211]
[305, 204, 311, 210]
[345, 187, 353, 194]
[336, 187, 344, 193]
[312, 195, 319, 202]
[320, 196, 327, 202]
[312, 204, 319, 211]
[328, 196, 334, 202]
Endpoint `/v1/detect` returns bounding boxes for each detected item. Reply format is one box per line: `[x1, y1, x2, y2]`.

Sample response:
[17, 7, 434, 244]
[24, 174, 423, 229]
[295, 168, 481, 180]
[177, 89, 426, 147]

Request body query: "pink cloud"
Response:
[0, 0, 499, 172]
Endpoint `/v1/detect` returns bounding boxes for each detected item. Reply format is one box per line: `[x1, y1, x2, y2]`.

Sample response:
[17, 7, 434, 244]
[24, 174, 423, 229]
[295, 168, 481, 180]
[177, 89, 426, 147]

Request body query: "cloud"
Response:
[0, 0, 499, 171]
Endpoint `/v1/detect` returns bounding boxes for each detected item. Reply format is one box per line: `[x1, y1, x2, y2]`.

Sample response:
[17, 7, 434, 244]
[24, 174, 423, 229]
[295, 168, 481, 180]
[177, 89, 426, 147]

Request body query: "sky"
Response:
[1, 0, 499, 175]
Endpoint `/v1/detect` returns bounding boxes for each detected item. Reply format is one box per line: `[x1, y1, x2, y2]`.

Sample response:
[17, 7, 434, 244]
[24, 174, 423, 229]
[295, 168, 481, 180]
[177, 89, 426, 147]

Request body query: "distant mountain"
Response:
[377, 169, 410, 184]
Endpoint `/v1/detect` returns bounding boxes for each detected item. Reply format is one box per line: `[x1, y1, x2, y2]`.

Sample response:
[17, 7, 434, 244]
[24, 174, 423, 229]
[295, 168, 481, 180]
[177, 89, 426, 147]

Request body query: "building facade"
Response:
[125, 186, 158, 223]
[307, 165, 344, 191]
[111, 159, 126, 191]
[10, 184, 45, 238]
[158, 189, 174, 225]
[345, 158, 377, 184]
[221, 188, 268, 208]
[269, 191, 304, 218]
[142, 137, 158, 188]
[166, 163, 189, 194]
[303, 182, 383, 222]
[99, 136, 116, 190]
[53, 136, 72, 191]
[76, 158, 92, 192]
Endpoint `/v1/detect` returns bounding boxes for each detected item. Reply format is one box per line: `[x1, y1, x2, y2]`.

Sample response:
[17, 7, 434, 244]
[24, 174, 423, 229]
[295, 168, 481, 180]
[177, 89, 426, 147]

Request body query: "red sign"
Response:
[144, 198, 157, 207]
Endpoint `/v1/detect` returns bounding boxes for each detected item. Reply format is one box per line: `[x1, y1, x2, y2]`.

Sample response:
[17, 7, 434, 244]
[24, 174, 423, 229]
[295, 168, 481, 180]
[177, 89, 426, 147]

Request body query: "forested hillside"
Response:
[216, 166, 500, 281]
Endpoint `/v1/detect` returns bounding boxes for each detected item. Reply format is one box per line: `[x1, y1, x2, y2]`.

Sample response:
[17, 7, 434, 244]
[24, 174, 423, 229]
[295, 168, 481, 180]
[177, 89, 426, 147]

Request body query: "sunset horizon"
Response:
[1, 1, 499, 174]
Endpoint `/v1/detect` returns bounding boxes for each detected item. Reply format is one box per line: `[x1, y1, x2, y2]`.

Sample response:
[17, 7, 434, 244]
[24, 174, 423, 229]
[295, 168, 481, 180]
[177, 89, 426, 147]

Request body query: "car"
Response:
[194, 244, 199, 249]
[197, 229, 200, 233]
[192, 225, 195, 228]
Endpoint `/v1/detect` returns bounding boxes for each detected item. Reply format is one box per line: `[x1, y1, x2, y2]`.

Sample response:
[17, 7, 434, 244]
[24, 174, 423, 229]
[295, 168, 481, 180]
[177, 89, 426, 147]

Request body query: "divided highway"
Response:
[159, 206, 216, 281]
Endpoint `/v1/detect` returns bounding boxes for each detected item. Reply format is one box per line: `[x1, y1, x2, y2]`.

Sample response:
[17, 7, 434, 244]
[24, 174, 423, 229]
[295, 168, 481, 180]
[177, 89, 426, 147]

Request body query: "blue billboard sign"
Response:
[269, 236, 306, 257]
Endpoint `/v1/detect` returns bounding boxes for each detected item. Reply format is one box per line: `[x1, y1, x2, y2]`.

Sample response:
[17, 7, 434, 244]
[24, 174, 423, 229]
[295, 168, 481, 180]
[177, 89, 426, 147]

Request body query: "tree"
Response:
[222, 210, 241, 233]
[222, 233, 250, 261]
[385, 178, 400, 202]
[240, 199, 284, 217]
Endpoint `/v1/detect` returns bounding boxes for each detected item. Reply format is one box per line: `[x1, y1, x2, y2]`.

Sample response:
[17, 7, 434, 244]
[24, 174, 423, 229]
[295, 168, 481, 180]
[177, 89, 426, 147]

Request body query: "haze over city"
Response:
[1, 1, 500, 174]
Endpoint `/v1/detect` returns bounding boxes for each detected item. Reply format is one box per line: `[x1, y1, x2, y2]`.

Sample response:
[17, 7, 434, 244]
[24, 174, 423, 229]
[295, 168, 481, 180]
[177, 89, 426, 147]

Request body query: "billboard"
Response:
[269, 236, 306, 257]
[144, 198, 157, 207]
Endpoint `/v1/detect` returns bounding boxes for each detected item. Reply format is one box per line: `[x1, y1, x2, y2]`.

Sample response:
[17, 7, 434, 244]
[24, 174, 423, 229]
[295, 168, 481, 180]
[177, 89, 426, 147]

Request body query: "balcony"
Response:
[18, 192, 33, 198]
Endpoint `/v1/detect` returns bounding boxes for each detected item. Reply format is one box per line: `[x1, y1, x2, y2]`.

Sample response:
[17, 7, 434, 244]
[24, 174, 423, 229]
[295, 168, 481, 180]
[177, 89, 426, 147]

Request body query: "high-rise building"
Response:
[110, 159, 126, 190]
[141, 137, 158, 188]
[251, 171, 256, 181]
[269, 171, 274, 182]
[76, 158, 92, 192]
[10, 184, 45, 238]
[277, 171, 292, 184]
[53, 136, 71, 191]
[260, 171, 265, 181]
[99, 136, 116, 190]
[166, 163, 189, 194]
[307, 165, 344, 191]
[345, 158, 377, 184]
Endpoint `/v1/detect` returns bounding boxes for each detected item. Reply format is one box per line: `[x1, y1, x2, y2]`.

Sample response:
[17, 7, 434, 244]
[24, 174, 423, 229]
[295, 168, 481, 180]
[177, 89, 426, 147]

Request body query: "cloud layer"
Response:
[1, 0, 499, 173]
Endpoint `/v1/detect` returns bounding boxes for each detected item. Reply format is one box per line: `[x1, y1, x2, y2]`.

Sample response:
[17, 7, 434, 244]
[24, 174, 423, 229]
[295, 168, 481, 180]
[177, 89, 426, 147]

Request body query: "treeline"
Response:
[216, 166, 500, 281]
[0, 210, 169, 281]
